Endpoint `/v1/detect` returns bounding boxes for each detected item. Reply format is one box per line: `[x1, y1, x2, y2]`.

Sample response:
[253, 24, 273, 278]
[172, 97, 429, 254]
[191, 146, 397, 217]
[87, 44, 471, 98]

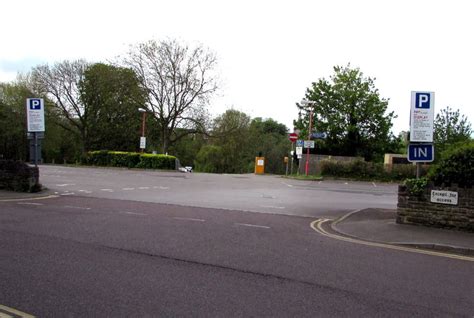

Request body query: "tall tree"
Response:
[30, 60, 91, 154]
[433, 106, 472, 157]
[123, 39, 218, 153]
[296, 65, 396, 161]
[248, 118, 289, 174]
[0, 82, 31, 160]
[79, 63, 146, 151]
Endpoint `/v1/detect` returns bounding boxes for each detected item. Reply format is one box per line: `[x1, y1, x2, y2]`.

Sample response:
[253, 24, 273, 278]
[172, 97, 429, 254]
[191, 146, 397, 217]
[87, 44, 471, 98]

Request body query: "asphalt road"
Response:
[1, 166, 472, 317]
[38, 165, 398, 218]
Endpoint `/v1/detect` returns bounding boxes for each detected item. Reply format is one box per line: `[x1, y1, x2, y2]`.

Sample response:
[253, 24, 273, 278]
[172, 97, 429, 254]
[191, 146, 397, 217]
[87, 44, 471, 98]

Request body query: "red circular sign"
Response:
[289, 133, 298, 142]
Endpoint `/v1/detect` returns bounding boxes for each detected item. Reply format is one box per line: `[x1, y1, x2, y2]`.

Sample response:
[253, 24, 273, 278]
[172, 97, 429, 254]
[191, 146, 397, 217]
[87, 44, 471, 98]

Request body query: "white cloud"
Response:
[1, 0, 473, 134]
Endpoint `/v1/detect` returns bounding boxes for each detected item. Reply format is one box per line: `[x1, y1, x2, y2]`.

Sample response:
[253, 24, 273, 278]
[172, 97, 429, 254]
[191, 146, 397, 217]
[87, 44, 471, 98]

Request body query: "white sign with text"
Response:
[410, 91, 435, 142]
[430, 190, 458, 205]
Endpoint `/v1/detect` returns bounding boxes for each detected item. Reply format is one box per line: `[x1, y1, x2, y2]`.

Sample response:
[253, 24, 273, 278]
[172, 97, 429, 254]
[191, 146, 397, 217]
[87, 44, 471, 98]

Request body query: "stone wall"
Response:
[0, 160, 41, 192]
[298, 154, 358, 175]
[397, 184, 474, 232]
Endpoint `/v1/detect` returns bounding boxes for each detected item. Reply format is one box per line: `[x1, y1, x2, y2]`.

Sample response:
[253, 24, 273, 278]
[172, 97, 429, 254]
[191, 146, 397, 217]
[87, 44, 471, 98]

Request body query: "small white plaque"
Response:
[430, 190, 458, 205]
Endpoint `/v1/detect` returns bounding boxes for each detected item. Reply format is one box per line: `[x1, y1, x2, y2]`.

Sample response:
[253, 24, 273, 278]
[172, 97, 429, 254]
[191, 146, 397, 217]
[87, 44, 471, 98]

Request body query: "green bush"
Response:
[84, 151, 176, 170]
[429, 141, 474, 187]
[136, 154, 176, 170]
[194, 145, 225, 173]
[404, 177, 428, 196]
[320, 159, 422, 181]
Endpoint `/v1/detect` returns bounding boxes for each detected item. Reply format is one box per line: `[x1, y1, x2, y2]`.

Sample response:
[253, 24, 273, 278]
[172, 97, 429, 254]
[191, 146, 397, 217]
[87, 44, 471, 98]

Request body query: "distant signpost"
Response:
[409, 91, 435, 177]
[288, 133, 298, 142]
[26, 98, 45, 166]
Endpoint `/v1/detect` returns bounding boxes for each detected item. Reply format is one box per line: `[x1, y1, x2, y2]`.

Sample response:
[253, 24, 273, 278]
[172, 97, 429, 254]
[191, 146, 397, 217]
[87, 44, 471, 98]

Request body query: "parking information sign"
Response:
[26, 98, 45, 132]
[410, 91, 434, 142]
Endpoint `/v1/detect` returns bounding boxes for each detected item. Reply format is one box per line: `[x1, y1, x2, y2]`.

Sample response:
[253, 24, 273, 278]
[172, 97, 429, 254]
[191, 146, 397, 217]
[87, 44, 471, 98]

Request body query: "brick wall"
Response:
[397, 184, 474, 232]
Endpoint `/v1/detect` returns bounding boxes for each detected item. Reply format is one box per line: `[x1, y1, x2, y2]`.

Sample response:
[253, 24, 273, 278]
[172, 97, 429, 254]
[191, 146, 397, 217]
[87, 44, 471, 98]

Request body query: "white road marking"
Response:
[100, 189, 114, 192]
[60, 192, 75, 196]
[159, 186, 169, 190]
[78, 190, 92, 193]
[63, 205, 91, 210]
[56, 183, 75, 187]
[260, 205, 285, 209]
[119, 211, 147, 216]
[173, 217, 205, 222]
[122, 188, 135, 191]
[17, 202, 44, 206]
[235, 223, 271, 229]
[261, 194, 276, 199]
[281, 181, 294, 188]
[138, 187, 149, 190]
[372, 182, 377, 187]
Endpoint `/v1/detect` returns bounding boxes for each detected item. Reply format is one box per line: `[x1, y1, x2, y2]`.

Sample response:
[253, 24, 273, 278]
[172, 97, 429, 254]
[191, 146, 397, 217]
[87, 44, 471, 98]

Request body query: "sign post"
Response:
[288, 132, 298, 175]
[26, 98, 45, 166]
[409, 91, 435, 178]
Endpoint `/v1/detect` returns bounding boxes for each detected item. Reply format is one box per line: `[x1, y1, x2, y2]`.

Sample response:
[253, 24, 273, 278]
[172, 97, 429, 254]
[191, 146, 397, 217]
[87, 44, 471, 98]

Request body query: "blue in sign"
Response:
[415, 93, 431, 109]
[29, 99, 42, 110]
[408, 144, 434, 162]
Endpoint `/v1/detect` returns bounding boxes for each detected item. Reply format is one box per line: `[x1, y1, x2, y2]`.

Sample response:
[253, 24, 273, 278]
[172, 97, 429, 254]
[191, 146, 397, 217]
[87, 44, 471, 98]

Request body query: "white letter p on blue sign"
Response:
[415, 93, 430, 109]
[29, 99, 42, 110]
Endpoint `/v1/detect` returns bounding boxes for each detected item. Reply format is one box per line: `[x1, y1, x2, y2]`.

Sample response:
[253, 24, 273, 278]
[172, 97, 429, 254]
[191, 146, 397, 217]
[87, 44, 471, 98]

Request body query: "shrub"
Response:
[320, 159, 424, 181]
[84, 151, 176, 170]
[194, 145, 225, 173]
[428, 141, 474, 187]
[136, 154, 176, 170]
[404, 177, 428, 196]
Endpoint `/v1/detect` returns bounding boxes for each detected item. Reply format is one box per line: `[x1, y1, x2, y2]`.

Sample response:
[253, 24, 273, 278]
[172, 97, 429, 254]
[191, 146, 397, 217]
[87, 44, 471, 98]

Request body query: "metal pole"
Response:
[34, 132, 38, 167]
[141, 112, 146, 153]
[290, 143, 294, 175]
[416, 162, 421, 179]
[305, 110, 313, 176]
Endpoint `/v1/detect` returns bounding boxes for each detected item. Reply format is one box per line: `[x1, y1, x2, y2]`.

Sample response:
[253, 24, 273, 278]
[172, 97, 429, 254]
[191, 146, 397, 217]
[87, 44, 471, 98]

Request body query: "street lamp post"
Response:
[300, 100, 316, 176]
[138, 108, 147, 153]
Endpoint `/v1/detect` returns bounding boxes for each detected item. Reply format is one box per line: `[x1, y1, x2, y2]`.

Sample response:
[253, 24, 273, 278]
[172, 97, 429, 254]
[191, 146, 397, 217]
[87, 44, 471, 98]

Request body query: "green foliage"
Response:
[404, 177, 428, 196]
[136, 154, 176, 170]
[194, 145, 225, 173]
[296, 64, 396, 161]
[0, 82, 30, 160]
[433, 106, 472, 161]
[80, 63, 146, 152]
[210, 109, 252, 173]
[320, 159, 420, 181]
[84, 151, 175, 170]
[428, 141, 474, 187]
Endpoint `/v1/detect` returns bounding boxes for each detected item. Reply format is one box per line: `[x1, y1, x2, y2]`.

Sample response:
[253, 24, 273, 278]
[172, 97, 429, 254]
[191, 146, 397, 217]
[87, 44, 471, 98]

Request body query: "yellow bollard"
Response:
[255, 157, 265, 174]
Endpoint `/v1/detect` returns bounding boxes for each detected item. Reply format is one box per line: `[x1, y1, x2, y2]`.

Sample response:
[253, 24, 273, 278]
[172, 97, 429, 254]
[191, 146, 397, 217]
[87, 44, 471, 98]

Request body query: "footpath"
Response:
[332, 208, 474, 256]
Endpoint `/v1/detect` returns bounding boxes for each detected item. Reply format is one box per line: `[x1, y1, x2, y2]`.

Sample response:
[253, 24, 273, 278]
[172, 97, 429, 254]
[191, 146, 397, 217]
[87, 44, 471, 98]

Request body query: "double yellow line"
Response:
[0, 304, 35, 318]
[310, 218, 474, 262]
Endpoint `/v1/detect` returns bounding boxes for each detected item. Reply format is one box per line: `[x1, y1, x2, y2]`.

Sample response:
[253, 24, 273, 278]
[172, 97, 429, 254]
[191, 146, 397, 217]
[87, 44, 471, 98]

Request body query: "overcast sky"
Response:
[1, 0, 472, 135]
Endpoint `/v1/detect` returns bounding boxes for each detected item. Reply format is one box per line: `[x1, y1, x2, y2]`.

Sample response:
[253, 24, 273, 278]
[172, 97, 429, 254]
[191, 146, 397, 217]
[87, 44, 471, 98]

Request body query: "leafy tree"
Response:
[0, 82, 30, 160]
[433, 106, 472, 158]
[30, 60, 91, 154]
[124, 39, 218, 153]
[211, 109, 252, 173]
[79, 63, 147, 151]
[248, 118, 289, 174]
[295, 64, 396, 161]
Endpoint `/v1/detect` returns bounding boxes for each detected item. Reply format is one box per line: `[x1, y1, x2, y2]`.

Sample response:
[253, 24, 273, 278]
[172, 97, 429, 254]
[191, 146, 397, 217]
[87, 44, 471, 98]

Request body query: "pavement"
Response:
[1, 189, 473, 256]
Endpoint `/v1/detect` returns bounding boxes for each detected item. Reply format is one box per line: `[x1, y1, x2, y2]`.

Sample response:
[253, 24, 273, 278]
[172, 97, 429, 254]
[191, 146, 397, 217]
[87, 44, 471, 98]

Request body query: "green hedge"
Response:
[428, 141, 473, 187]
[84, 151, 176, 170]
[320, 159, 425, 181]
